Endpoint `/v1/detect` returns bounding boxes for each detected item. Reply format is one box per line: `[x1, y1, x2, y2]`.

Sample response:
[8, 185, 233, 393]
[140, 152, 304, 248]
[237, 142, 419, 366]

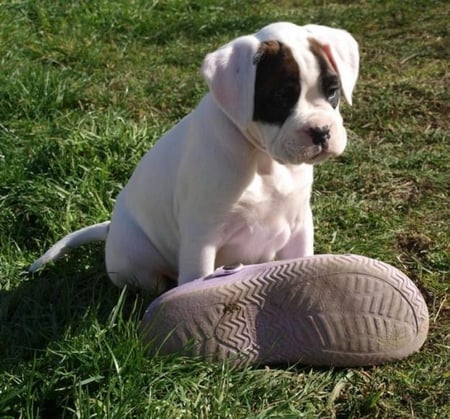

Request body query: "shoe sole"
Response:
[140, 254, 429, 367]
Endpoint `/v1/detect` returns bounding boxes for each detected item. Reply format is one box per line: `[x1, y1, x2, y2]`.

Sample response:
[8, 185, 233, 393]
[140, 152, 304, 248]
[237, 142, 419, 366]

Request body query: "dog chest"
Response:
[217, 163, 312, 264]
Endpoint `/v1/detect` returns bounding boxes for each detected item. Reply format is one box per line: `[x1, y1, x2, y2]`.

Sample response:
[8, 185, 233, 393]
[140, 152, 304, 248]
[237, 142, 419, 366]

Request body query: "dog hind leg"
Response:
[105, 217, 173, 294]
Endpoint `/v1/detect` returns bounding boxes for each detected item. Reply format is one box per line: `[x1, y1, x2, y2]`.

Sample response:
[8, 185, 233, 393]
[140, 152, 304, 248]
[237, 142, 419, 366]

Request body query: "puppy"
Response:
[30, 22, 359, 293]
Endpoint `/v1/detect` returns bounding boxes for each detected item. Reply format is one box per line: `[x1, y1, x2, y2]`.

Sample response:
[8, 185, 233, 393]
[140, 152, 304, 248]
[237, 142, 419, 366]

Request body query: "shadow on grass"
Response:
[0, 247, 149, 369]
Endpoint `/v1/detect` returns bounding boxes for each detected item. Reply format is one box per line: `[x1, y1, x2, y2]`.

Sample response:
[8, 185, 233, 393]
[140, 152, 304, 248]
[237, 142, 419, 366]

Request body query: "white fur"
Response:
[30, 22, 359, 292]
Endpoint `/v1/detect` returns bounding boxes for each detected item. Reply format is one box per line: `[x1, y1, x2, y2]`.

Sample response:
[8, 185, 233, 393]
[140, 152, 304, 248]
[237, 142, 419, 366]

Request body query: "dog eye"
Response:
[326, 86, 340, 108]
[323, 75, 341, 108]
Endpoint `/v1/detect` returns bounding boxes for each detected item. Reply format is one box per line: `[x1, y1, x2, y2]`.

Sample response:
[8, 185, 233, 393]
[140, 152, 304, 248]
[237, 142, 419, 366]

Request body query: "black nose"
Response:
[309, 125, 331, 147]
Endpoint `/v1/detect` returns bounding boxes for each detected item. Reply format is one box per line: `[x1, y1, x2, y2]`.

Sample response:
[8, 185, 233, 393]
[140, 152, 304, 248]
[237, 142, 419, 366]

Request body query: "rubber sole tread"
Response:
[140, 254, 429, 367]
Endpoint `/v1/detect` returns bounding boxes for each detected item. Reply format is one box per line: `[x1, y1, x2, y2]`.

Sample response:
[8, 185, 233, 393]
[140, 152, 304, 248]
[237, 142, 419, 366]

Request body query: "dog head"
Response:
[201, 22, 359, 164]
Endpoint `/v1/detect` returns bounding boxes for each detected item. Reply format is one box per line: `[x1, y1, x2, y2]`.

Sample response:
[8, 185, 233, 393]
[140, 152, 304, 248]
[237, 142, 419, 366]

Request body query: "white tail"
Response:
[29, 221, 110, 272]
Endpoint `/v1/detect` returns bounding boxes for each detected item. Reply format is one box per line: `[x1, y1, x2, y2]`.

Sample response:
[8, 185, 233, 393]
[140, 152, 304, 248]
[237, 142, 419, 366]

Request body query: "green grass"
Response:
[0, 0, 449, 417]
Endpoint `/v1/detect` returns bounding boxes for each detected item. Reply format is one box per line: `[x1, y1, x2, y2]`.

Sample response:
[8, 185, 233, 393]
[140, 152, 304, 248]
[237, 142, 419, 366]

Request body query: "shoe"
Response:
[139, 254, 429, 367]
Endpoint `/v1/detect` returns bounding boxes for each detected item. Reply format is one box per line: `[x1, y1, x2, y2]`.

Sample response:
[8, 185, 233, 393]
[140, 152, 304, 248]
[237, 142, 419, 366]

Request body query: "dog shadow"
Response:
[0, 248, 150, 368]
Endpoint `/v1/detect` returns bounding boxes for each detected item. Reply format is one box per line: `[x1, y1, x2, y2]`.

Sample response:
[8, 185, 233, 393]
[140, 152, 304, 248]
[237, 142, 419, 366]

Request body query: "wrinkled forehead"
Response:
[255, 22, 309, 43]
[254, 23, 312, 63]
[253, 22, 333, 87]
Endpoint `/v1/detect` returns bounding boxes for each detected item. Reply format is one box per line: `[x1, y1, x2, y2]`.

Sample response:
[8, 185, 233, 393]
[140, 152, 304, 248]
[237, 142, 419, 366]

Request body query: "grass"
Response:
[0, 0, 449, 417]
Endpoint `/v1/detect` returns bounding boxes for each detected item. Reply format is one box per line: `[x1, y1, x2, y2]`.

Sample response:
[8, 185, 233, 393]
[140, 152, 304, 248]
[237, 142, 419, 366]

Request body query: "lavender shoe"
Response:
[140, 254, 429, 367]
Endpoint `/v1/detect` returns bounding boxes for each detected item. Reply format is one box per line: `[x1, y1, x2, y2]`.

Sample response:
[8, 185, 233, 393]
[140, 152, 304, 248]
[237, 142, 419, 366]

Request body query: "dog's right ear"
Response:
[201, 36, 260, 129]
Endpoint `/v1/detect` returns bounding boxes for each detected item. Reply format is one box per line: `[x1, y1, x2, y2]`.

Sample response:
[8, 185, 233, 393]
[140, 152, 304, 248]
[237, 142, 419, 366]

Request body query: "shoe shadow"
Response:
[0, 249, 148, 368]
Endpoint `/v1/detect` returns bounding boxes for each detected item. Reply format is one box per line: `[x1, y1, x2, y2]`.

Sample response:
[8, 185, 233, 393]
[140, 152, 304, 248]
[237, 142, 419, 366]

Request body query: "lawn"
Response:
[0, 0, 449, 417]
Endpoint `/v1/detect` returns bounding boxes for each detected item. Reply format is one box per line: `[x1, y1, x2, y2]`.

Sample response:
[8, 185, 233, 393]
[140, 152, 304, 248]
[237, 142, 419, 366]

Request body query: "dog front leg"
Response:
[178, 238, 217, 285]
[277, 206, 314, 260]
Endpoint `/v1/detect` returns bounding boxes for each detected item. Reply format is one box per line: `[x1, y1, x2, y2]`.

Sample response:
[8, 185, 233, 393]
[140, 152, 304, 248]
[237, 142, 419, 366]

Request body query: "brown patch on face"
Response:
[253, 41, 300, 125]
[308, 38, 341, 108]
[309, 38, 335, 72]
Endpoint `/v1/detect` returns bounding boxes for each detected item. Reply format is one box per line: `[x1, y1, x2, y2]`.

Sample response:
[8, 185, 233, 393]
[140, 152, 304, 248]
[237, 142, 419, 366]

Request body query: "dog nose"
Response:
[309, 125, 331, 147]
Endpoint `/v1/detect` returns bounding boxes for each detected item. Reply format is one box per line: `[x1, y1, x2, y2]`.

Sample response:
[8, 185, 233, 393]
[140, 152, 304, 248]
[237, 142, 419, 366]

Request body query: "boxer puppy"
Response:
[30, 22, 359, 292]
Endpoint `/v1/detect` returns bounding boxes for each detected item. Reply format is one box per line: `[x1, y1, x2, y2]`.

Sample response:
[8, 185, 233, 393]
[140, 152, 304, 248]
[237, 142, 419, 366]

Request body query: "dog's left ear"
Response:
[201, 35, 260, 128]
[305, 25, 359, 105]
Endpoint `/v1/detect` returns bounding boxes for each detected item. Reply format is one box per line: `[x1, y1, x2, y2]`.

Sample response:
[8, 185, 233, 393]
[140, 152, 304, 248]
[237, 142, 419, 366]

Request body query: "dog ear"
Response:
[304, 25, 359, 105]
[201, 36, 260, 128]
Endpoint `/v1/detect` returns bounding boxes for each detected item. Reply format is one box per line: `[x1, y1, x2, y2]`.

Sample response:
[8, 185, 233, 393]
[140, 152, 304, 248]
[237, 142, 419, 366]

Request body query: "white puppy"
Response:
[30, 22, 359, 293]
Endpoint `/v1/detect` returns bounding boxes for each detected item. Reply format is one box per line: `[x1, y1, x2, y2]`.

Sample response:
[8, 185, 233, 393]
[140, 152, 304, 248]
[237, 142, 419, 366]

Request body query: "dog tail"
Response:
[28, 221, 111, 273]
